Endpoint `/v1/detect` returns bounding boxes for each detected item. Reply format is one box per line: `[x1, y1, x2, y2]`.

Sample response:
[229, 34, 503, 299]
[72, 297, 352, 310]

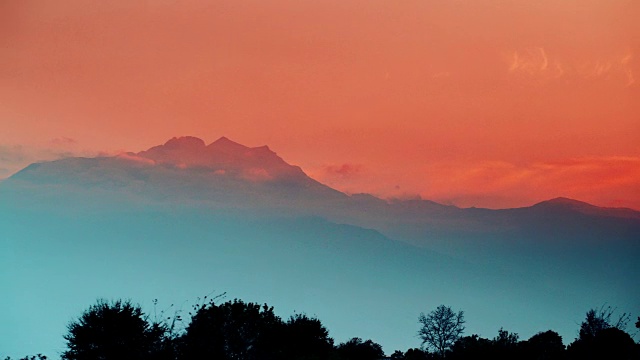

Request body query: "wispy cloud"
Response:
[323, 163, 363, 179]
[505, 47, 636, 86]
[507, 47, 563, 79]
[115, 152, 156, 166]
[0, 139, 105, 179]
[51, 137, 78, 147]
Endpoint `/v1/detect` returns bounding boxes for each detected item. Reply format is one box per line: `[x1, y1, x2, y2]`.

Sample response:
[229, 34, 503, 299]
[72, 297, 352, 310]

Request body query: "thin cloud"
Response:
[0, 145, 29, 164]
[51, 137, 78, 146]
[507, 47, 554, 75]
[505, 47, 636, 86]
[0, 141, 105, 179]
[115, 152, 156, 166]
[323, 163, 363, 179]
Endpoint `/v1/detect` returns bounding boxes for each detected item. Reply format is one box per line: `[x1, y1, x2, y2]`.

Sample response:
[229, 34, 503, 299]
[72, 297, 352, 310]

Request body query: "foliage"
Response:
[448, 335, 493, 359]
[403, 348, 432, 360]
[578, 305, 630, 341]
[61, 299, 168, 360]
[418, 305, 465, 356]
[280, 313, 335, 360]
[179, 298, 282, 360]
[490, 328, 520, 359]
[522, 330, 565, 360]
[568, 327, 638, 360]
[335, 337, 384, 360]
[3, 355, 47, 360]
[568, 306, 637, 360]
[16, 295, 639, 360]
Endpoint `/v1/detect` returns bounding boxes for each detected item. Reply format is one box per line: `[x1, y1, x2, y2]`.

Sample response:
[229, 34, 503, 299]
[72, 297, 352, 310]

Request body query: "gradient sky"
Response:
[1, 0, 639, 209]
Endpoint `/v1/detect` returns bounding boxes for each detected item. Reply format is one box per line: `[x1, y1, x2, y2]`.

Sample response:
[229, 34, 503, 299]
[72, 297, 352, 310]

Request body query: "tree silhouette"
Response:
[578, 306, 630, 341]
[568, 327, 637, 360]
[179, 298, 282, 360]
[448, 335, 492, 359]
[491, 328, 520, 359]
[418, 305, 465, 357]
[522, 330, 565, 360]
[279, 313, 334, 360]
[403, 348, 432, 360]
[3, 355, 48, 360]
[61, 299, 167, 360]
[335, 337, 384, 360]
[568, 306, 636, 360]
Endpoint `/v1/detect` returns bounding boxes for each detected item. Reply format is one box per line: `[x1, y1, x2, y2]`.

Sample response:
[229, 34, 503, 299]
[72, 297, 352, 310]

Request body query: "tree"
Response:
[403, 348, 432, 360]
[522, 330, 565, 360]
[568, 328, 637, 360]
[280, 313, 334, 360]
[449, 335, 492, 359]
[491, 328, 520, 359]
[61, 299, 167, 360]
[418, 305, 465, 357]
[3, 355, 48, 360]
[568, 306, 635, 360]
[179, 298, 282, 360]
[636, 316, 639, 330]
[578, 305, 630, 341]
[335, 337, 384, 360]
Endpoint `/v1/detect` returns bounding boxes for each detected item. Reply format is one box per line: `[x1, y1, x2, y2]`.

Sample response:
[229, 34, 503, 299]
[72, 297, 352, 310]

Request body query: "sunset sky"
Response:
[1, 0, 639, 209]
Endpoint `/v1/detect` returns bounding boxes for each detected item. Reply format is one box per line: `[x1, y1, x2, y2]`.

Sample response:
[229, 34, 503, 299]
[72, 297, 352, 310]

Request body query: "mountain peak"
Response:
[532, 197, 596, 212]
[532, 197, 640, 219]
[541, 197, 592, 207]
[208, 136, 249, 152]
[163, 136, 206, 149]
[130, 136, 312, 183]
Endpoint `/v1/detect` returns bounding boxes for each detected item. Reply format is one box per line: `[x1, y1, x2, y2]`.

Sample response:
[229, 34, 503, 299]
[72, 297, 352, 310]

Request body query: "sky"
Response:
[1, 0, 639, 209]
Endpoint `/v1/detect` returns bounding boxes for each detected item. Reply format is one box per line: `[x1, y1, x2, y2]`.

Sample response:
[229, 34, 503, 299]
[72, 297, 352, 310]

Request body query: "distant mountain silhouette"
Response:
[7, 136, 638, 218]
[1, 136, 638, 358]
[530, 197, 640, 220]
[136, 136, 310, 183]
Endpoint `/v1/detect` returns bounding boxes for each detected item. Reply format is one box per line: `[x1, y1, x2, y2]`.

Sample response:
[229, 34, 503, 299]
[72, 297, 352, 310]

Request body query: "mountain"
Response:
[137, 136, 310, 183]
[1, 137, 639, 358]
[4, 136, 346, 211]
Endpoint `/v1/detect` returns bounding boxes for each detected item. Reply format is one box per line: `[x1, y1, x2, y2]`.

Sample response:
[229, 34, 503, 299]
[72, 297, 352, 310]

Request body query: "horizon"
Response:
[1, 1, 639, 209]
[3, 134, 639, 212]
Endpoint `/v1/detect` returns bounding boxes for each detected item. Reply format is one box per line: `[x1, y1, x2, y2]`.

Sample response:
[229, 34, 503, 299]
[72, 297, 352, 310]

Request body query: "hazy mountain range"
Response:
[1, 136, 638, 358]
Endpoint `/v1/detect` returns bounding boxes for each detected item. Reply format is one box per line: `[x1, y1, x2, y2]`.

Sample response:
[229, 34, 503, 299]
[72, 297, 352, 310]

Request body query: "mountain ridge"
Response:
[5, 136, 638, 218]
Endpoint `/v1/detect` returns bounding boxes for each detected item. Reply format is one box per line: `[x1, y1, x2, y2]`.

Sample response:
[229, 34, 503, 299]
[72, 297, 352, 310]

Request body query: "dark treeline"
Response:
[4, 298, 639, 360]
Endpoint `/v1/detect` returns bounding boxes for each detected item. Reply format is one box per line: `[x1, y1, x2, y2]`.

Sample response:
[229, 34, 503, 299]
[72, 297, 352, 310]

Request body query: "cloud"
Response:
[0, 141, 106, 178]
[619, 51, 636, 86]
[323, 163, 363, 179]
[0, 145, 46, 178]
[505, 47, 636, 86]
[50, 137, 78, 147]
[507, 47, 560, 77]
[115, 152, 156, 166]
[0, 145, 29, 164]
[305, 163, 367, 196]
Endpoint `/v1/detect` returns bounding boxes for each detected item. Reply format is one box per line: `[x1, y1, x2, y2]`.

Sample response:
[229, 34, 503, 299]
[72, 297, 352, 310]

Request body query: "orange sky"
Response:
[1, 0, 639, 209]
